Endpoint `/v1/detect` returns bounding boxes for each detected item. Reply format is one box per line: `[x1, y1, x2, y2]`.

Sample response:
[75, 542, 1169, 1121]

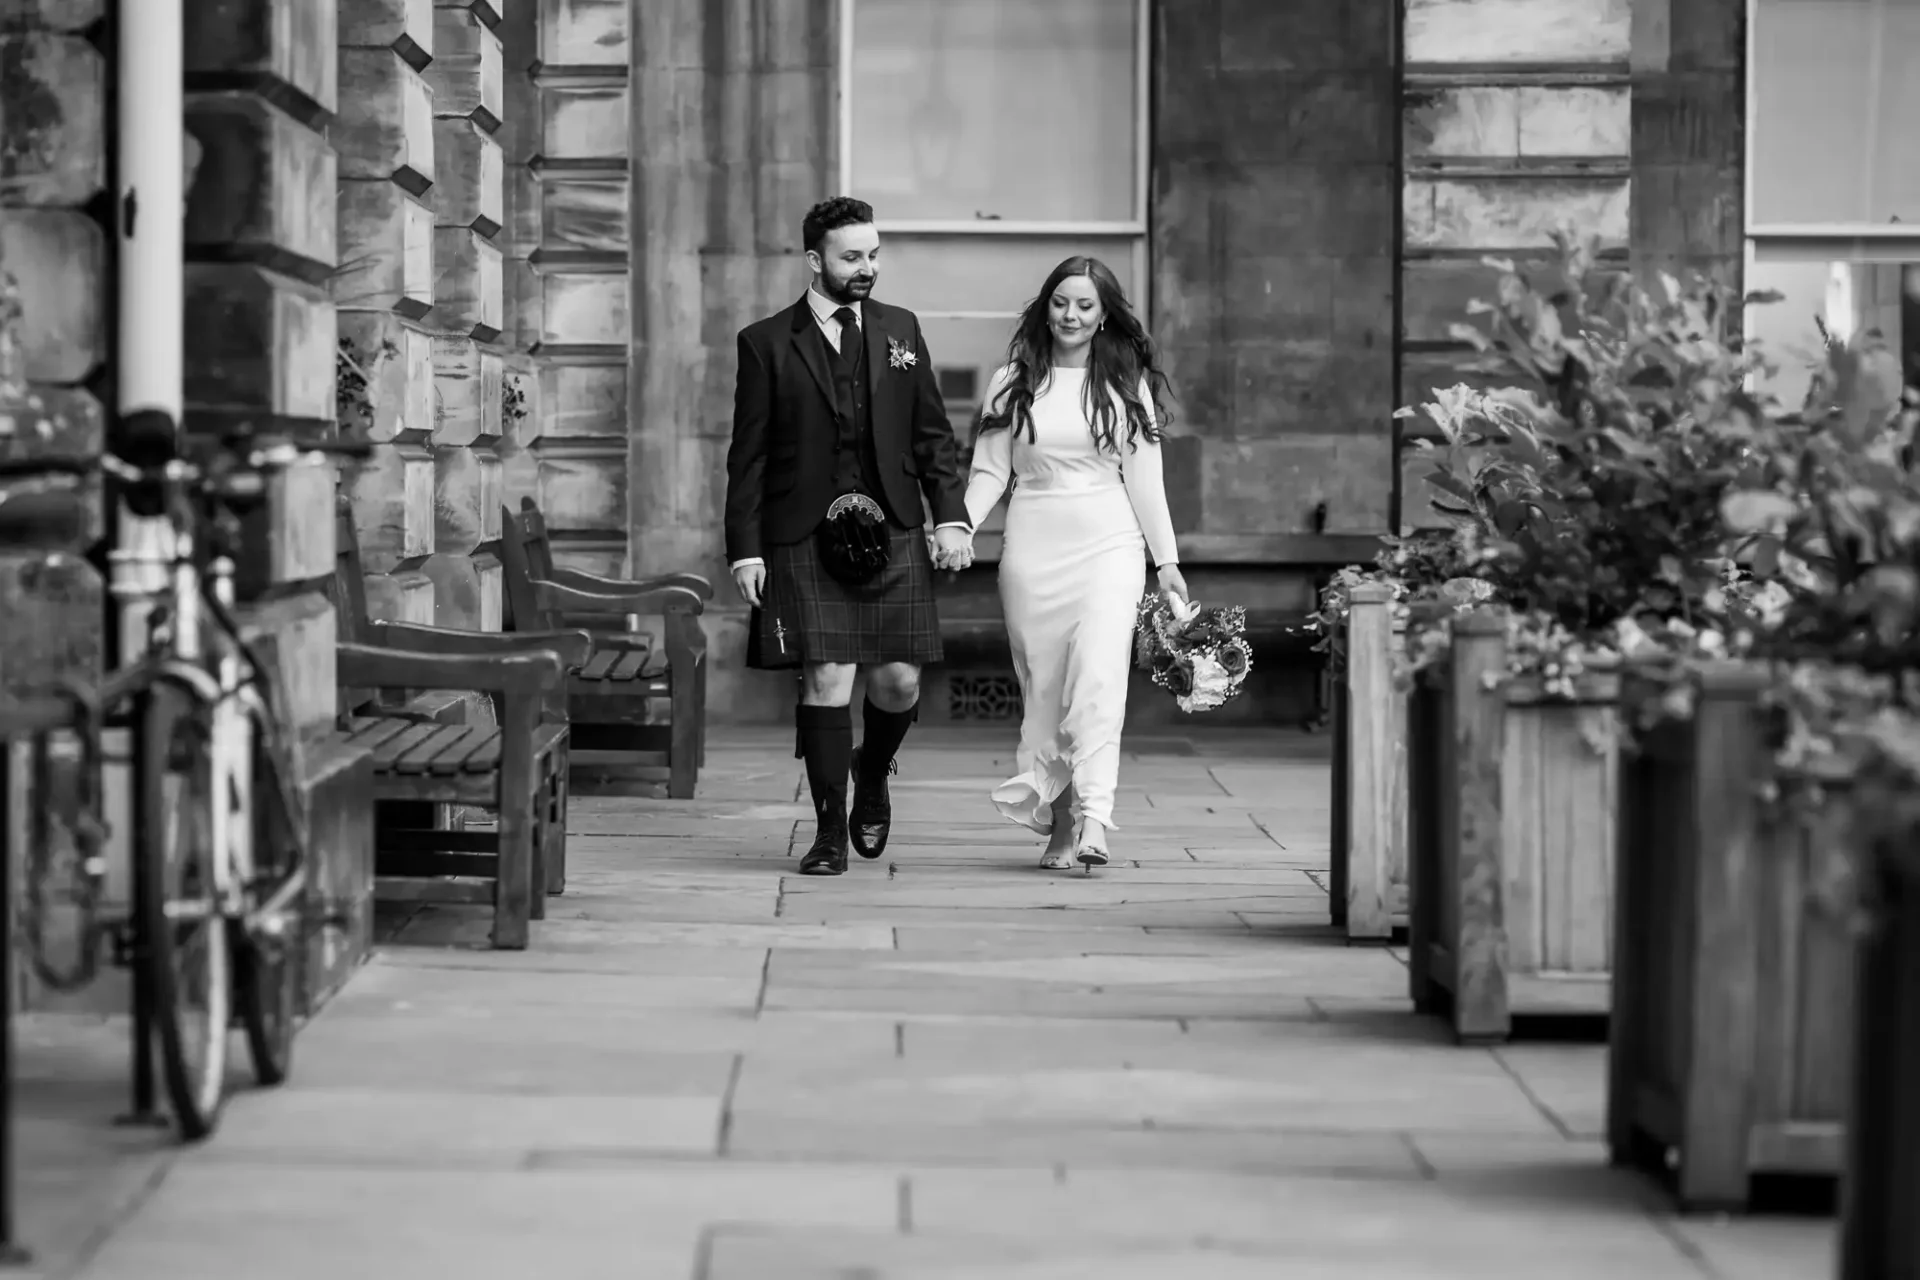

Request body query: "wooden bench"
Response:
[498, 499, 710, 798]
[333, 500, 589, 949]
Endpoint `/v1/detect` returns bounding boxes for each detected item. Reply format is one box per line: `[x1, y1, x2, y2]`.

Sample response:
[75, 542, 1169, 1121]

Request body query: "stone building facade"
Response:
[0, 0, 1802, 751]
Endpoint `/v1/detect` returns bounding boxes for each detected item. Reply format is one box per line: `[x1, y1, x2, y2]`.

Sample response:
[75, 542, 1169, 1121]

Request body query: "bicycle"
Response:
[0, 418, 371, 1140]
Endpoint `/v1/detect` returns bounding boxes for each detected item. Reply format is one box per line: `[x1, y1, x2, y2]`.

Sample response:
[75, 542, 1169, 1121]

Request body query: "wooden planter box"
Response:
[1608, 666, 1852, 1210]
[1841, 853, 1920, 1277]
[1329, 583, 1409, 940]
[1406, 609, 1616, 1043]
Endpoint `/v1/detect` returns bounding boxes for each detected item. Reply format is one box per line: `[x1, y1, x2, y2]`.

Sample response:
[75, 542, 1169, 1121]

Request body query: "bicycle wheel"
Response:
[138, 684, 231, 1140]
[234, 724, 300, 1087]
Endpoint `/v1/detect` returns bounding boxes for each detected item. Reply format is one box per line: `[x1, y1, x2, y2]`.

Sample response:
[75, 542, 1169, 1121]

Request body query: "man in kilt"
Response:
[725, 197, 974, 876]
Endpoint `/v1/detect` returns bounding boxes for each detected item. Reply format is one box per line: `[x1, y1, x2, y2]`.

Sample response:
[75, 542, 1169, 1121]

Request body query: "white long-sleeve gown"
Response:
[963, 365, 1180, 835]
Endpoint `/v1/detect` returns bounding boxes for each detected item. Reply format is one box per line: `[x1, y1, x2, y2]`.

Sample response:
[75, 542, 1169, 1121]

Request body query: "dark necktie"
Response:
[831, 306, 858, 355]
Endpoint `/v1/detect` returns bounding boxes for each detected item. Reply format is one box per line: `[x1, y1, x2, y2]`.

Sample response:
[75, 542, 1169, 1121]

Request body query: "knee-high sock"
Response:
[796, 703, 853, 821]
[858, 697, 917, 780]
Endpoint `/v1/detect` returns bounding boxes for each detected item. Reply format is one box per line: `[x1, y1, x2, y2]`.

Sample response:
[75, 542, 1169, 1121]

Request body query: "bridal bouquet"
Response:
[1134, 593, 1251, 713]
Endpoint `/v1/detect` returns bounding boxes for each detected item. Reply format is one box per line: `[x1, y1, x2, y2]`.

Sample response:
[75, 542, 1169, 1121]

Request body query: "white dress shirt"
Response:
[729, 284, 969, 572]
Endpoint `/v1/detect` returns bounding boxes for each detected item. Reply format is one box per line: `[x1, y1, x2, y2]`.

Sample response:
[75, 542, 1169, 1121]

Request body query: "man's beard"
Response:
[822, 273, 875, 305]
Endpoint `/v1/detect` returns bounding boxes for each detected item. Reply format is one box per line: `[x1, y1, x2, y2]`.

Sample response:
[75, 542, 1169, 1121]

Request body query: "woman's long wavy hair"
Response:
[979, 256, 1174, 454]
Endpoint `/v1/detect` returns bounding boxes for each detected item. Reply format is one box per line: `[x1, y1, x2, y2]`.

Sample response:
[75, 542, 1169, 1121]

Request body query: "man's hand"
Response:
[931, 525, 973, 571]
[732, 562, 766, 608]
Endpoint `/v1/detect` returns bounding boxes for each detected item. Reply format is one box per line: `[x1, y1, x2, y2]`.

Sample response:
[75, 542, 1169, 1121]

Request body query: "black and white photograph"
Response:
[0, 0, 1908, 1275]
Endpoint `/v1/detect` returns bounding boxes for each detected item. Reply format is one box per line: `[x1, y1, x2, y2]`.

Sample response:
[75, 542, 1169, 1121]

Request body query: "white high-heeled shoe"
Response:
[1074, 821, 1111, 873]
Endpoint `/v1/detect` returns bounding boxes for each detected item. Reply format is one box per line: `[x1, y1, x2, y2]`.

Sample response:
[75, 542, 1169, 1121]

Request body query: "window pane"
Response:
[1746, 255, 1920, 408]
[874, 235, 1139, 315]
[1751, 0, 1920, 224]
[850, 0, 1139, 222]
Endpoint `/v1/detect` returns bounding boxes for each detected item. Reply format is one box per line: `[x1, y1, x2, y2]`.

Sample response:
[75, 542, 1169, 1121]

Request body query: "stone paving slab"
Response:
[36, 727, 1831, 1279]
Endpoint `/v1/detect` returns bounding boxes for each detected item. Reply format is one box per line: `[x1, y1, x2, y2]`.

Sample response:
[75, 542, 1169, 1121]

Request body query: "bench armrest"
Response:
[532, 579, 706, 618]
[336, 643, 564, 696]
[547, 565, 714, 601]
[371, 620, 594, 669]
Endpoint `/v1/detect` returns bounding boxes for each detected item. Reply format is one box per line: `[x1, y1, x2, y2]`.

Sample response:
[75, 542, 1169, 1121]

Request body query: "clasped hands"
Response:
[929, 525, 974, 572]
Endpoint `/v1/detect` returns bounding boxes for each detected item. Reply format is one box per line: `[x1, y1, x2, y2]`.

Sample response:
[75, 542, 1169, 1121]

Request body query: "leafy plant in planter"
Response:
[1392, 234, 1787, 693]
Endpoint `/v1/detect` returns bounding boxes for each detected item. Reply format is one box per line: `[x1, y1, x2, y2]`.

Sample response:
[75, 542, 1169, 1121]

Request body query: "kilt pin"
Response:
[724, 292, 972, 875]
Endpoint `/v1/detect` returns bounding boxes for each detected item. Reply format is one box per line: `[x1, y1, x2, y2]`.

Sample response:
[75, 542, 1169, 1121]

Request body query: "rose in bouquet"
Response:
[1135, 593, 1251, 713]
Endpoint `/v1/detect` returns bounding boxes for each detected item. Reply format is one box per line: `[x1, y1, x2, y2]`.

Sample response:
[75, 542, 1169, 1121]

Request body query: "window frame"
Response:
[835, 0, 1154, 325]
[1744, 0, 1920, 346]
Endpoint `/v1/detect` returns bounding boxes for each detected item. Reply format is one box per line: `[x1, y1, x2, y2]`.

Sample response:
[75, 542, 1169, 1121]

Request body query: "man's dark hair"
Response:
[803, 197, 875, 254]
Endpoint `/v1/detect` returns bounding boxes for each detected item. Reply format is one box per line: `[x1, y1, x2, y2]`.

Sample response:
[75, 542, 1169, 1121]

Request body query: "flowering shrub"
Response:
[1378, 232, 1920, 906]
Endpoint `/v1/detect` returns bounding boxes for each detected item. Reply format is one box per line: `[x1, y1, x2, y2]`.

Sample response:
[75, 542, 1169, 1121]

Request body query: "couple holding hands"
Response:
[725, 197, 1185, 878]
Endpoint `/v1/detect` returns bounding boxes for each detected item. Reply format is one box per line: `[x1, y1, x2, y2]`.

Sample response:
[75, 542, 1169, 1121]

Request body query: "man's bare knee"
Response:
[801, 663, 857, 706]
[866, 663, 920, 712]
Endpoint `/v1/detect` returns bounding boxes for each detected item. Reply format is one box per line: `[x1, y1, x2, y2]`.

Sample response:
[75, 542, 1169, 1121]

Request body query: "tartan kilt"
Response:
[748, 523, 944, 669]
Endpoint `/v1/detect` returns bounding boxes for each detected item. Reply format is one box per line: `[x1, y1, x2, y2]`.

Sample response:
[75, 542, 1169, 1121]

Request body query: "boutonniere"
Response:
[886, 337, 918, 371]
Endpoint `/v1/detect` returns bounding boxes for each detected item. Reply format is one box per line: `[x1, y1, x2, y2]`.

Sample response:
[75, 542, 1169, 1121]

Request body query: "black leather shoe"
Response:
[798, 809, 849, 876]
[849, 746, 895, 860]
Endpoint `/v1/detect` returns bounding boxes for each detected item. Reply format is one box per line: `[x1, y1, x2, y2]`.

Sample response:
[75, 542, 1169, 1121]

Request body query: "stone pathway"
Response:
[20, 727, 1832, 1277]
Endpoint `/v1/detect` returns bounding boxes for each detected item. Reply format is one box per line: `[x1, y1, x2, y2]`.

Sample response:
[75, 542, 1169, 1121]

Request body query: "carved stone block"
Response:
[474, 550, 503, 632]
[184, 93, 338, 279]
[429, 7, 504, 133]
[540, 0, 626, 66]
[234, 452, 338, 596]
[428, 336, 505, 446]
[336, 312, 434, 442]
[539, 362, 624, 436]
[184, 0, 338, 123]
[432, 118, 505, 238]
[346, 441, 435, 572]
[335, 182, 434, 319]
[539, 177, 626, 255]
[0, 1, 106, 33]
[539, 85, 627, 160]
[0, 209, 104, 383]
[335, 49, 435, 194]
[295, 735, 376, 1014]
[0, 381, 104, 465]
[338, 0, 433, 67]
[183, 264, 336, 427]
[430, 229, 504, 340]
[0, 551, 101, 698]
[440, 0, 503, 31]
[421, 551, 484, 630]
[535, 441, 626, 533]
[361, 567, 435, 625]
[539, 271, 626, 346]
[0, 32, 106, 205]
[432, 442, 487, 555]
[504, 256, 542, 350]
[236, 590, 338, 737]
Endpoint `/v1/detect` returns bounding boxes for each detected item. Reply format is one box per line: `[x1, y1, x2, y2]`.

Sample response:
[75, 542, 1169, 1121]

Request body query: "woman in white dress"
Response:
[962, 256, 1186, 871]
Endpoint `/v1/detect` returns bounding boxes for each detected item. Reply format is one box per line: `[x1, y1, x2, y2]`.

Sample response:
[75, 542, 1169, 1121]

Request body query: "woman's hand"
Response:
[1156, 564, 1188, 607]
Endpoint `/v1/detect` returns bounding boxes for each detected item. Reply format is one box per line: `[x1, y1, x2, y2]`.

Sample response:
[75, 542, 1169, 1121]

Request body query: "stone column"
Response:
[425, 0, 508, 630]
[496, 0, 548, 508]
[0, 1, 109, 1008]
[335, 0, 438, 625]
[630, 0, 836, 719]
[183, 0, 376, 1013]
[526, 0, 634, 580]
[1629, 0, 1744, 286]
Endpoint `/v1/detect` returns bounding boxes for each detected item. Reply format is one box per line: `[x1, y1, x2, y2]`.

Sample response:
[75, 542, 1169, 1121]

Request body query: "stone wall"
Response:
[507, 0, 632, 579]
[629, 0, 837, 722]
[184, 0, 375, 1013]
[1397, 0, 1637, 530]
[0, 0, 109, 1007]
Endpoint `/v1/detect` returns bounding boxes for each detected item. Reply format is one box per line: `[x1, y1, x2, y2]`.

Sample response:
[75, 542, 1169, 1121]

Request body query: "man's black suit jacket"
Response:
[724, 295, 969, 564]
